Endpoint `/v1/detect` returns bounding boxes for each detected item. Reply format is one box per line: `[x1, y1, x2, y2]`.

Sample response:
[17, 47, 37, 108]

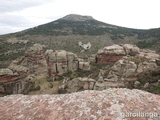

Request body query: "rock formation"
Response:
[21, 44, 47, 74]
[95, 44, 160, 90]
[45, 50, 90, 80]
[106, 52, 159, 82]
[0, 68, 33, 94]
[0, 88, 160, 120]
[0, 44, 47, 95]
[60, 77, 96, 93]
[96, 44, 139, 63]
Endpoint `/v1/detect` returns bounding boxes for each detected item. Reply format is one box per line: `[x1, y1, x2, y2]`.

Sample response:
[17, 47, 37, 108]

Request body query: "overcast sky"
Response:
[0, 0, 160, 35]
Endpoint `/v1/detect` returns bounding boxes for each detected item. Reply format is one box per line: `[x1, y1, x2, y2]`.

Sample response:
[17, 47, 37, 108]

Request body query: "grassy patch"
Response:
[129, 56, 148, 65]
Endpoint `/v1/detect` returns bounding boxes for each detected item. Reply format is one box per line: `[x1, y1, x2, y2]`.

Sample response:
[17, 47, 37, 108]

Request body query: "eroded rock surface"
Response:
[0, 44, 47, 95]
[0, 88, 160, 120]
[60, 77, 96, 93]
[45, 50, 90, 80]
[96, 44, 140, 63]
[95, 44, 160, 90]
[22, 44, 47, 74]
[0, 68, 33, 94]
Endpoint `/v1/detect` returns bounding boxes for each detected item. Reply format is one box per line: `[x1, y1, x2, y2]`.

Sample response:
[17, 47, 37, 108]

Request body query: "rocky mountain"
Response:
[0, 14, 160, 68]
[0, 88, 160, 120]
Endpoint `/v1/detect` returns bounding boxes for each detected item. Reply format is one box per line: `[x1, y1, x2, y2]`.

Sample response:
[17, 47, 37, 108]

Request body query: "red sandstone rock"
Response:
[96, 44, 126, 63]
[0, 88, 159, 120]
[96, 54, 124, 63]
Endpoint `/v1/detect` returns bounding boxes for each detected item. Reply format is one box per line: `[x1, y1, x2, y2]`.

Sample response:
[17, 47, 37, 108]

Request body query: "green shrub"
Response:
[151, 69, 160, 76]
[129, 56, 147, 64]
[156, 60, 160, 66]
[33, 86, 41, 91]
[58, 88, 67, 94]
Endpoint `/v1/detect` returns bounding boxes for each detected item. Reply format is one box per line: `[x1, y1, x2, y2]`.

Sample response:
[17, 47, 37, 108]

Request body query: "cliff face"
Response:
[0, 88, 160, 120]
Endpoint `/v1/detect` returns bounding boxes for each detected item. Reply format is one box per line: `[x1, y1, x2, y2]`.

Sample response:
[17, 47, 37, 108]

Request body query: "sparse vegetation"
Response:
[129, 56, 148, 65]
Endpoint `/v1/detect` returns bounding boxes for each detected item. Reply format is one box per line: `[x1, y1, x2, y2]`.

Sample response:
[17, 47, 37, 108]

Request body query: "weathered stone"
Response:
[0, 44, 47, 95]
[0, 68, 33, 94]
[96, 44, 126, 63]
[45, 50, 90, 80]
[139, 49, 160, 61]
[0, 88, 160, 120]
[143, 82, 149, 89]
[106, 52, 159, 87]
[134, 81, 141, 86]
[88, 54, 96, 62]
[123, 44, 139, 56]
[61, 77, 96, 93]
[79, 61, 90, 70]
[103, 44, 126, 55]
[0, 69, 15, 76]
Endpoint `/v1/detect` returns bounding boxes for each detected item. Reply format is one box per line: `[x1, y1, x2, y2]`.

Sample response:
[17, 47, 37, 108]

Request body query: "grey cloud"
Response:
[0, 0, 55, 13]
[0, 13, 35, 35]
[0, 14, 32, 27]
[0, 0, 56, 35]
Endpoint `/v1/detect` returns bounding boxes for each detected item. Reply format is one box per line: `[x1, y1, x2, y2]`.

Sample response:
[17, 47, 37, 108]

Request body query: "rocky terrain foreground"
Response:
[0, 88, 160, 120]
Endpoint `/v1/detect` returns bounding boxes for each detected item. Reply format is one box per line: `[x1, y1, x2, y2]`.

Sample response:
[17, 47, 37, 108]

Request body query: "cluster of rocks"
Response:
[0, 88, 160, 120]
[0, 44, 90, 94]
[45, 50, 90, 81]
[63, 44, 160, 92]
[0, 44, 47, 94]
[0, 67, 33, 94]
[60, 76, 125, 93]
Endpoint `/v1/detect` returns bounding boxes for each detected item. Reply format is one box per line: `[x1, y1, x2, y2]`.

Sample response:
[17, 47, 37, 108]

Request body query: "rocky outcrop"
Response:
[59, 76, 125, 93]
[21, 44, 47, 74]
[0, 88, 160, 120]
[61, 14, 94, 21]
[45, 50, 90, 80]
[103, 49, 159, 89]
[0, 44, 47, 95]
[95, 44, 160, 90]
[0, 68, 33, 94]
[59, 77, 96, 93]
[96, 44, 139, 63]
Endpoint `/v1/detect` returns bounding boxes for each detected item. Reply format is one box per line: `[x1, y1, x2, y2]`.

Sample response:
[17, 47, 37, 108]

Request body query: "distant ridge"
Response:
[61, 14, 94, 21]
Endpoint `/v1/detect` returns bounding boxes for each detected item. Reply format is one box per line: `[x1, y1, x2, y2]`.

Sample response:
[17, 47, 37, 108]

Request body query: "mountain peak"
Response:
[61, 14, 95, 21]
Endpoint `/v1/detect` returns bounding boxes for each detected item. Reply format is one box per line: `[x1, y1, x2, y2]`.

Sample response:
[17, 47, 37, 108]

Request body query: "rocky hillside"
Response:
[0, 43, 160, 96]
[0, 14, 160, 68]
[0, 88, 160, 120]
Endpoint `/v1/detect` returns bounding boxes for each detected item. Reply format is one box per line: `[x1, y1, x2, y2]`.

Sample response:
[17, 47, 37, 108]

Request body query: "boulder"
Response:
[96, 44, 125, 63]
[143, 82, 149, 89]
[139, 49, 160, 61]
[79, 61, 90, 70]
[62, 77, 96, 93]
[0, 69, 15, 76]
[0, 88, 160, 120]
[123, 44, 139, 56]
[134, 81, 141, 87]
